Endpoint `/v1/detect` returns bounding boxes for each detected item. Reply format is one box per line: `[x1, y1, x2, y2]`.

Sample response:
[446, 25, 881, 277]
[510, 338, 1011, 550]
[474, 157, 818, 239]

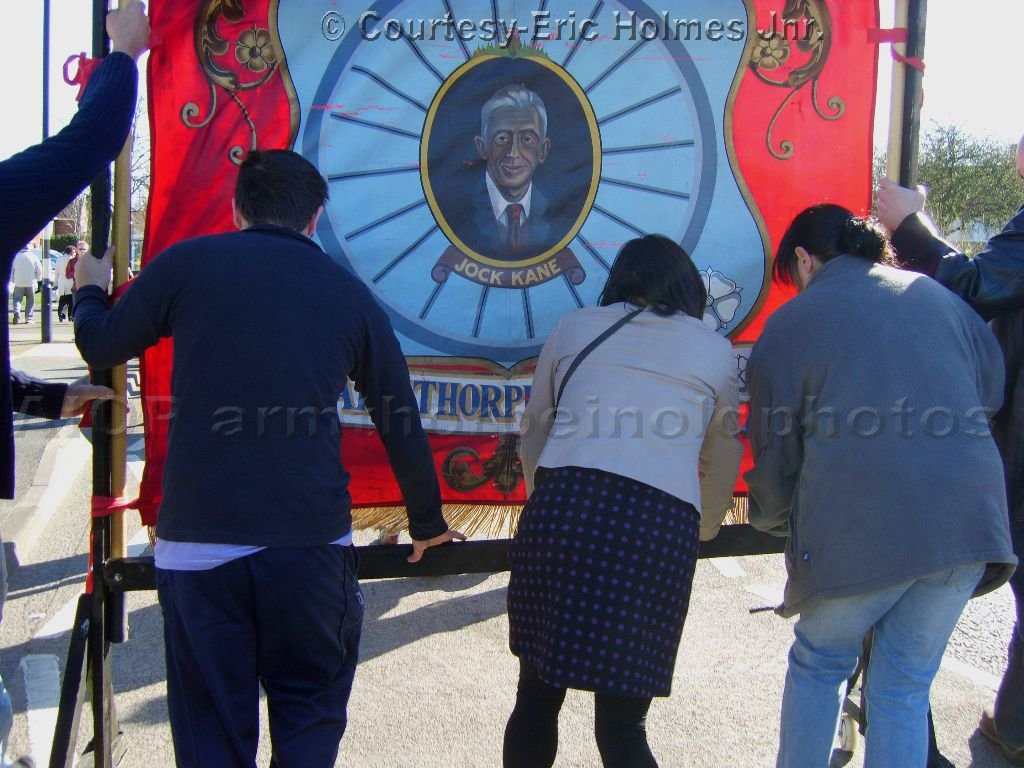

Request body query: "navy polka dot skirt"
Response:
[507, 465, 701, 698]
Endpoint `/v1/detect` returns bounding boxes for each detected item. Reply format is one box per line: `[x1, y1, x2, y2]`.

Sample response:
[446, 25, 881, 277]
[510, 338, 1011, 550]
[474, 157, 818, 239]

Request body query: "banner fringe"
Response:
[726, 496, 749, 525]
[353, 503, 524, 539]
[354, 496, 750, 538]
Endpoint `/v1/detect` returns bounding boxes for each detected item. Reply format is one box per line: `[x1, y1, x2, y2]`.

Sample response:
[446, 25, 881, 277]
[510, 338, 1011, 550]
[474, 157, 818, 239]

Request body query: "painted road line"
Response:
[710, 557, 747, 578]
[21, 526, 152, 764]
[11, 342, 86, 361]
[941, 655, 1002, 692]
[745, 583, 784, 606]
[20, 654, 60, 767]
[32, 527, 150, 641]
[34, 599, 80, 641]
[6, 425, 90, 558]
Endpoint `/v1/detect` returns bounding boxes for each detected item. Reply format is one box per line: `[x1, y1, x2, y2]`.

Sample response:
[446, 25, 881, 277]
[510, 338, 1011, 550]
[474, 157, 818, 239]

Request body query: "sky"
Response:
[874, 0, 1022, 149]
[0, 1, 1020, 160]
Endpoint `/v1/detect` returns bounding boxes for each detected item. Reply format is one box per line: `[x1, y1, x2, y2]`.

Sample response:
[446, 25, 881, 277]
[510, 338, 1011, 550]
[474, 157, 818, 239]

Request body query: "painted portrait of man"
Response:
[423, 56, 598, 287]
[467, 84, 555, 260]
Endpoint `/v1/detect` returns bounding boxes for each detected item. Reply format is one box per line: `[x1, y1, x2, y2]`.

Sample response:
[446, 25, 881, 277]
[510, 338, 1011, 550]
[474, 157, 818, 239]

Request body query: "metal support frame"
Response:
[40, 0, 53, 344]
[102, 526, 787, 592]
[49, 2, 129, 765]
[53, 525, 783, 765]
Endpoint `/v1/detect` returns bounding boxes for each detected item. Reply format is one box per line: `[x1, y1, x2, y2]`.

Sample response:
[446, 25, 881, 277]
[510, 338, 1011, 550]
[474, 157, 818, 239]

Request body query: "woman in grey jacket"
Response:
[746, 204, 1016, 767]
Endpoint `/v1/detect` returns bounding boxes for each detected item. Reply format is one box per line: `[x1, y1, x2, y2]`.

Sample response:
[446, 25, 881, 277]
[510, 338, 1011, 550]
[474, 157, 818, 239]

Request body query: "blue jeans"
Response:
[0, 675, 10, 767]
[994, 518, 1024, 748]
[777, 563, 985, 768]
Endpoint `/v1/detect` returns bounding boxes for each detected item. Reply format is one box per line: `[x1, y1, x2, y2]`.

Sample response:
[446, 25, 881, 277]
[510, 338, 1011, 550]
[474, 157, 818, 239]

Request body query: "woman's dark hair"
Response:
[773, 204, 895, 286]
[234, 149, 329, 231]
[599, 234, 707, 319]
[63, 245, 76, 256]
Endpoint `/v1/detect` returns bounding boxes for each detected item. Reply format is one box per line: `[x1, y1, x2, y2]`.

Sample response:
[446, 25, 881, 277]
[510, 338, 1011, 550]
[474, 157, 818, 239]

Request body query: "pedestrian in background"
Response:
[9, 248, 41, 324]
[55, 246, 76, 322]
[746, 204, 1015, 767]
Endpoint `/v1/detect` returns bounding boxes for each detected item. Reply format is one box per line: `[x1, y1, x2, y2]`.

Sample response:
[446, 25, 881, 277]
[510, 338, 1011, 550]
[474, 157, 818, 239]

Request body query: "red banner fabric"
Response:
[140, 1, 879, 525]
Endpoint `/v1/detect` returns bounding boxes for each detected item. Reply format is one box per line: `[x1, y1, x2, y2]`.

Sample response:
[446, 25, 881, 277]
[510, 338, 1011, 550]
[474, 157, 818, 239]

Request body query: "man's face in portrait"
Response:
[475, 106, 550, 203]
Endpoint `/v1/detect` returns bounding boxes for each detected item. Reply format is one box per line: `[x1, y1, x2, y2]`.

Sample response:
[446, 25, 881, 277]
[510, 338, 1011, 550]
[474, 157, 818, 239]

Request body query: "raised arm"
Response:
[877, 139, 1024, 320]
[0, 2, 149, 264]
[889, 205, 1024, 321]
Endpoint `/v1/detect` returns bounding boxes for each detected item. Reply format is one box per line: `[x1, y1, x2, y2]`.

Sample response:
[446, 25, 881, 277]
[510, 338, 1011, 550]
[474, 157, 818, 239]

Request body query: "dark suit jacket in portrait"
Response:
[448, 173, 568, 263]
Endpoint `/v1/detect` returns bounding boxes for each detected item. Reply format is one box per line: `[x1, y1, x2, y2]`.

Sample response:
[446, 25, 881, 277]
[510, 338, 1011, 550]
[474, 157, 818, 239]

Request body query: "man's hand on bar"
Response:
[408, 530, 467, 563]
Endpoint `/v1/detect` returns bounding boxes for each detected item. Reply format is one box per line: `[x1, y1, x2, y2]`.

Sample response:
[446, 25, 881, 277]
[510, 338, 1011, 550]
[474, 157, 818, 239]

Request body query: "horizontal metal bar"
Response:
[102, 525, 786, 591]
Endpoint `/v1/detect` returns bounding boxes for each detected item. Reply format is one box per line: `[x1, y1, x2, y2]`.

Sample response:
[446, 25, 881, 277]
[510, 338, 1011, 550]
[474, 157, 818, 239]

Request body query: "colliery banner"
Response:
[137, 0, 878, 525]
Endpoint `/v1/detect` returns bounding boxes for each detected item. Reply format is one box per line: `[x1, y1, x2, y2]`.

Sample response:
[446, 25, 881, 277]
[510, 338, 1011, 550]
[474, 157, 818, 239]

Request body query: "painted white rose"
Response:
[701, 267, 743, 332]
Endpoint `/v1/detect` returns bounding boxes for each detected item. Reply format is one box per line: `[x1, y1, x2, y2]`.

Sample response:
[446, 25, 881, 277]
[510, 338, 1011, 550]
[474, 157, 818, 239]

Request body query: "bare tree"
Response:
[56, 192, 90, 239]
[130, 102, 150, 216]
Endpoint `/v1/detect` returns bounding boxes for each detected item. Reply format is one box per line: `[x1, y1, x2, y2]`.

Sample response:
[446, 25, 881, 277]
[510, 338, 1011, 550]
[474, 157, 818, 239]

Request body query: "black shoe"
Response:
[11, 756, 36, 767]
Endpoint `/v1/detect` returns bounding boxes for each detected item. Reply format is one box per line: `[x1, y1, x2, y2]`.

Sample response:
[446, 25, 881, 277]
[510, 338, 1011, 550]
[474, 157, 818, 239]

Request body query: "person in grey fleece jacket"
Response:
[745, 204, 1016, 768]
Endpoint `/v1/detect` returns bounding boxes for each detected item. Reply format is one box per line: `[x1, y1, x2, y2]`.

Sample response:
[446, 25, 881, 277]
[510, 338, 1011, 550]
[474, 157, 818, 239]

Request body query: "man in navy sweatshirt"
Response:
[74, 149, 464, 766]
[0, 4, 148, 764]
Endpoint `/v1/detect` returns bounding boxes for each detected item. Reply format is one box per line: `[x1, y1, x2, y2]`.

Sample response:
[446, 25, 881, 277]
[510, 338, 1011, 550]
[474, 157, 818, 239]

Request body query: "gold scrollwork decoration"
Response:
[181, 1, 281, 164]
[442, 436, 523, 496]
[749, 0, 847, 160]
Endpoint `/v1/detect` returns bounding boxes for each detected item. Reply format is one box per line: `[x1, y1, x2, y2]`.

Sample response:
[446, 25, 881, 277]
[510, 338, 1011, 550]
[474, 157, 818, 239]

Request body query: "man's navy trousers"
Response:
[156, 545, 363, 767]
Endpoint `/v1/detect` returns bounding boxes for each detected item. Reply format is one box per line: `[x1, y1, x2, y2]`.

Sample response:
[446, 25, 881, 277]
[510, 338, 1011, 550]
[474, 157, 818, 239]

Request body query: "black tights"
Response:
[503, 660, 657, 768]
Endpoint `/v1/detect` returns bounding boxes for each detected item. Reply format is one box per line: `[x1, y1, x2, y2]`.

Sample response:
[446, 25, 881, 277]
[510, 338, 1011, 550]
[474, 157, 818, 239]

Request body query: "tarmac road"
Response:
[0, 309, 1018, 767]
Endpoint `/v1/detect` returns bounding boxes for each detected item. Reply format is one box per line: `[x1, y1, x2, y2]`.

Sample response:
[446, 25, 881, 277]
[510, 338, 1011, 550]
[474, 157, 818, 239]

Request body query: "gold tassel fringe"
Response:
[352, 503, 524, 539]
[354, 495, 750, 539]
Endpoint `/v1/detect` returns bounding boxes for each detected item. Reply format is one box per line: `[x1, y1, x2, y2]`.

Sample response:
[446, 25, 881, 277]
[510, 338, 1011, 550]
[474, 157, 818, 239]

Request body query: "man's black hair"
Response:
[234, 149, 329, 232]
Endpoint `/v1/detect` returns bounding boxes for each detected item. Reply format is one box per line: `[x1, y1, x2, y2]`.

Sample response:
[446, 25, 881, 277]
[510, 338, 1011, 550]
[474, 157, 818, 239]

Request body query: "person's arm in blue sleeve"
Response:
[348, 290, 449, 543]
[10, 372, 67, 420]
[73, 245, 176, 368]
[10, 372, 114, 420]
[0, 2, 149, 265]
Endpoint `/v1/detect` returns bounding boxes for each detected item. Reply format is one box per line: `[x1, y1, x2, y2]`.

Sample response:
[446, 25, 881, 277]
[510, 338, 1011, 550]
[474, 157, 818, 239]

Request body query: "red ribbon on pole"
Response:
[868, 28, 926, 72]
[63, 52, 102, 101]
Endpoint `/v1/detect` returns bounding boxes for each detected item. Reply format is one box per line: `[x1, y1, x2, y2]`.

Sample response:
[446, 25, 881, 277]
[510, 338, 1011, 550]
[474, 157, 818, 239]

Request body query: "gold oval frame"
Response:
[420, 54, 602, 269]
